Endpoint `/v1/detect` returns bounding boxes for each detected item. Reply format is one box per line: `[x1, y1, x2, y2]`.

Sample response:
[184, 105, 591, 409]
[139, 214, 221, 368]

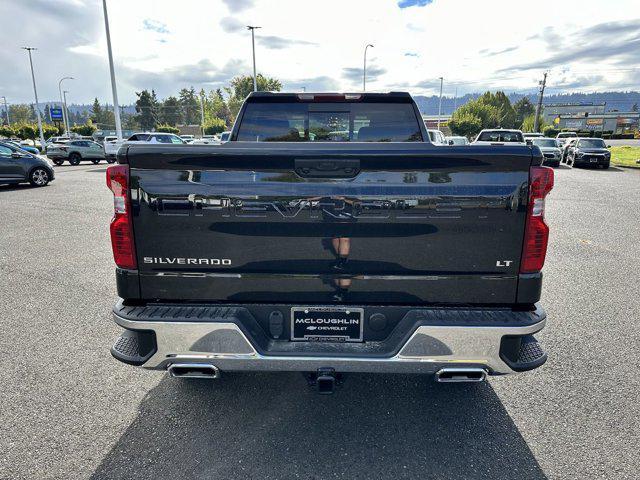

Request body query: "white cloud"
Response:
[1, 0, 638, 105]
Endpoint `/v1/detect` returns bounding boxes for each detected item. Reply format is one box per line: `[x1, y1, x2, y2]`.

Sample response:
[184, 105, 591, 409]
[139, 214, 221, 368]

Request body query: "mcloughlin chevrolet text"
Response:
[107, 92, 553, 393]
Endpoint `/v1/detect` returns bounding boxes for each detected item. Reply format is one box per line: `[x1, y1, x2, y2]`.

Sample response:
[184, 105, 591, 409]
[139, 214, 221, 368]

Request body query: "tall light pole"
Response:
[436, 76, 444, 131]
[363, 44, 374, 92]
[102, 0, 123, 141]
[246, 26, 261, 92]
[22, 47, 46, 149]
[63, 90, 70, 132]
[199, 93, 206, 137]
[58, 76, 73, 137]
[1, 96, 9, 127]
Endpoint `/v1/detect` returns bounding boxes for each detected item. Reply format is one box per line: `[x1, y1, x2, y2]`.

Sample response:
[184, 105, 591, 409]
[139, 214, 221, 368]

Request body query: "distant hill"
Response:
[414, 91, 640, 115]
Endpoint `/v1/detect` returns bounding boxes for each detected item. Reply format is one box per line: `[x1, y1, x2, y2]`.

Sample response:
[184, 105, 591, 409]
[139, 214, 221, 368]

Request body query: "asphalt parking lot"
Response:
[1, 163, 639, 480]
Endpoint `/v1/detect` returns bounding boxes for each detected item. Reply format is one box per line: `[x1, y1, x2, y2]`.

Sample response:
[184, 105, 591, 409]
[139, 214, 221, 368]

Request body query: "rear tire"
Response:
[106, 158, 116, 164]
[601, 162, 610, 169]
[52, 159, 64, 166]
[91, 158, 101, 164]
[29, 167, 50, 187]
[69, 153, 81, 165]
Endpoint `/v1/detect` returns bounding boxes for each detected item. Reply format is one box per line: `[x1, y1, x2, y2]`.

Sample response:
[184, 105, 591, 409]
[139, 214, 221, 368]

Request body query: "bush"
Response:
[543, 126, 559, 138]
[155, 124, 180, 134]
[203, 117, 227, 135]
[0, 125, 15, 138]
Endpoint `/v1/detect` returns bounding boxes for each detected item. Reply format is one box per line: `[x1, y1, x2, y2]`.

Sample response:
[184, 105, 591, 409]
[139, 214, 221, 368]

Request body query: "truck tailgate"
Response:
[124, 143, 535, 304]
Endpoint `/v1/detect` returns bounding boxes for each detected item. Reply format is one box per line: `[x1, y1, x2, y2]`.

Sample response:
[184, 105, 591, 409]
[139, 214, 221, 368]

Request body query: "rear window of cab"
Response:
[236, 102, 423, 142]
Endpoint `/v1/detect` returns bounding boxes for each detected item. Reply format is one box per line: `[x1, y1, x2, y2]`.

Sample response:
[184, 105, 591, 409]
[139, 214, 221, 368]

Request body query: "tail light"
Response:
[520, 166, 554, 273]
[106, 165, 137, 269]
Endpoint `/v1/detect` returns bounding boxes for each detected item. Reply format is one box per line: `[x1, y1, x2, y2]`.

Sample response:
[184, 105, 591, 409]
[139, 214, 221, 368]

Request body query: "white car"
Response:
[556, 131, 578, 147]
[180, 135, 195, 143]
[105, 132, 186, 161]
[427, 129, 447, 145]
[445, 136, 469, 146]
[473, 129, 526, 145]
[192, 135, 222, 145]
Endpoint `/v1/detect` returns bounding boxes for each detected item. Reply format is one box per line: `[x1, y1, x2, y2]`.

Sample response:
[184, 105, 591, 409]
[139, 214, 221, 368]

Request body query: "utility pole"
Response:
[22, 47, 46, 149]
[58, 77, 73, 137]
[363, 44, 374, 92]
[200, 93, 206, 137]
[534, 72, 547, 132]
[247, 26, 261, 92]
[1, 96, 9, 126]
[436, 77, 444, 131]
[102, 0, 123, 141]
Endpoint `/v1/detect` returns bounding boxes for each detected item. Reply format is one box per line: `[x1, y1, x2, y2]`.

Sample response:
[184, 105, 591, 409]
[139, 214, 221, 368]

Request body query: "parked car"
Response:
[473, 129, 525, 145]
[446, 135, 469, 146]
[107, 91, 552, 391]
[180, 135, 195, 143]
[556, 131, 578, 147]
[523, 132, 544, 138]
[192, 135, 221, 145]
[427, 129, 447, 145]
[0, 141, 55, 187]
[46, 139, 108, 165]
[106, 132, 186, 161]
[531, 137, 562, 167]
[219, 131, 231, 142]
[564, 138, 611, 169]
[2, 140, 40, 155]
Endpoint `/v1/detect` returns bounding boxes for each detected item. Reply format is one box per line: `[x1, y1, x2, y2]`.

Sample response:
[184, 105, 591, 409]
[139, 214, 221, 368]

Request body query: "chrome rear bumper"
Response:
[112, 303, 546, 375]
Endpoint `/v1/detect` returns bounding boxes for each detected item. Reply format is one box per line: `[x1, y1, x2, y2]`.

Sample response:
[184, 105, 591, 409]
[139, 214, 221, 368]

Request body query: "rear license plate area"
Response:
[291, 307, 364, 342]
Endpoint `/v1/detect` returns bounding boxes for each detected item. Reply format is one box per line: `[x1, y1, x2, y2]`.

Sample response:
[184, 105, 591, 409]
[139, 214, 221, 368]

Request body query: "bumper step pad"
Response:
[111, 329, 157, 366]
[500, 335, 547, 372]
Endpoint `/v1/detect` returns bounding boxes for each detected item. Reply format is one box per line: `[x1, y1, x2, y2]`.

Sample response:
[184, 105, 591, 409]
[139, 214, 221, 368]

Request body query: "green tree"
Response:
[71, 120, 97, 136]
[155, 124, 180, 134]
[204, 88, 232, 125]
[8, 105, 33, 124]
[135, 89, 159, 130]
[513, 97, 536, 127]
[203, 117, 227, 135]
[225, 74, 282, 120]
[160, 96, 183, 126]
[448, 111, 482, 137]
[522, 114, 546, 133]
[91, 98, 103, 124]
[452, 97, 500, 132]
[478, 91, 516, 128]
[179, 87, 200, 125]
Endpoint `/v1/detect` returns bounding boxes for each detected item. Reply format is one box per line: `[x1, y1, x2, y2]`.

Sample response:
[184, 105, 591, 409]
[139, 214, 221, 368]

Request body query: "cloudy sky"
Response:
[1, 0, 638, 105]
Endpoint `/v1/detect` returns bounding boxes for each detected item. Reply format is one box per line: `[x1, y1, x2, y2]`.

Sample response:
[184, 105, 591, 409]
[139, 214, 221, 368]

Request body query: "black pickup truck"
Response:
[107, 92, 553, 392]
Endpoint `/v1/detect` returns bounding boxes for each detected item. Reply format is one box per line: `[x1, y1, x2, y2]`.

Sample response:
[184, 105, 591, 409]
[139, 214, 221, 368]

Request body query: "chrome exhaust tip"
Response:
[435, 368, 487, 383]
[167, 363, 220, 379]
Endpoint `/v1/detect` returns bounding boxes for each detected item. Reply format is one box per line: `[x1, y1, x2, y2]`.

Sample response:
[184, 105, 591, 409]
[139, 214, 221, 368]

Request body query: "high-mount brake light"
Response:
[106, 165, 137, 269]
[520, 166, 554, 273]
[295, 94, 362, 102]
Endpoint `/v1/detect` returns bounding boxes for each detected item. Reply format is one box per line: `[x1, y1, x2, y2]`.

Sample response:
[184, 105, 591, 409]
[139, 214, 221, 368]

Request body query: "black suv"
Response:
[566, 138, 611, 169]
[0, 141, 55, 187]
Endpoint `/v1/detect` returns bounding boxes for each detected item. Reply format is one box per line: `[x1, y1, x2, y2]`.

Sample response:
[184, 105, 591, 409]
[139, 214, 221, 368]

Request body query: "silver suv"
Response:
[46, 139, 108, 165]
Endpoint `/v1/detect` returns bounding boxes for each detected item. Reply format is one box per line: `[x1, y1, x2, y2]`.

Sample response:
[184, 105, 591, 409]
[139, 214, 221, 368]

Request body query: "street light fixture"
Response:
[58, 76, 73, 137]
[22, 47, 46, 149]
[1, 96, 9, 127]
[363, 44, 374, 92]
[246, 26, 261, 92]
